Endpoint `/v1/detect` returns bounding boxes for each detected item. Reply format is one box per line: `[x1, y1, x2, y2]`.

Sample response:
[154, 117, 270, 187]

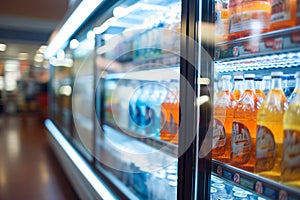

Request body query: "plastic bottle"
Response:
[231, 74, 260, 172]
[232, 75, 244, 101]
[270, 0, 297, 30]
[228, 0, 243, 40]
[128, 81, 143, 131]
[213, 75, 236, 163]
[145, 82, 168, 137]
[136, 84, 151, 133]
[160, 80, 179, 144]
[288, 72, 300, 104]
[255, 77, 266, 104]
[241, 0, 271, 37]
[116, 80, 132, 129]
[262, 75, 271, 95]
[282, 91, 300, 183]
[215, 0, 230, 42]
[282, 74, 292, 98]
[255, 72, 288, 181]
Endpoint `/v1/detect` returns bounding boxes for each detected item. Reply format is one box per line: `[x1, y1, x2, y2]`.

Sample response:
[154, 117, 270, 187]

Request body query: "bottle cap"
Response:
[233, 75, 243, 80]
[271, 71, 283, 77]
[282, 74, 290, 80]
[263, 75, 271, 80]
[244, 74, 255, 79]
[254, 77, 263, 81]
[221, 75, 231, 80]
[295, 72, 300, 78]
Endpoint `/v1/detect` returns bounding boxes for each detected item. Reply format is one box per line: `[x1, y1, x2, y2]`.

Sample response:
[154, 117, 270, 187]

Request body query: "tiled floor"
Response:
[0, 113, 79, 200]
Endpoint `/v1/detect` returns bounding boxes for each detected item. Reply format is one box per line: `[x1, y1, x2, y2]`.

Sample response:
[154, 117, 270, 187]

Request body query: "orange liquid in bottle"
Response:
[213, 75, 236, 163]
[241, 0, 271, 37]
[231, 74, 260, 172]
[255, 72, 288, 181]
[255, 89, 266, 103]
[228, 0, 243, 40]
[270, 0, 297, 30]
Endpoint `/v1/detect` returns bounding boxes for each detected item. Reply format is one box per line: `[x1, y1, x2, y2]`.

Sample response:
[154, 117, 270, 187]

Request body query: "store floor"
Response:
[0, 113, 79, 200]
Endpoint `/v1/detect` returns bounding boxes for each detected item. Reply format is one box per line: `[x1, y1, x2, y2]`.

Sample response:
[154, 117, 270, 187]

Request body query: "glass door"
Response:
[94, 0, 182, 198]
[208, 0, 300, 199]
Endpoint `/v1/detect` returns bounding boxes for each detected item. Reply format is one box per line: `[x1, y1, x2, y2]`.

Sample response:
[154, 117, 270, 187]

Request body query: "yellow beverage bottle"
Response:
[241, 0, 271, 37]
[231, 74, 260, 172]
[288, 72, 300, 104]
[282, 91, 300, 185]
[213, 75, 236, 163]
[232, 75, 244, 101]
[270, 0, 297, 30]
[255, 72, 288, 181]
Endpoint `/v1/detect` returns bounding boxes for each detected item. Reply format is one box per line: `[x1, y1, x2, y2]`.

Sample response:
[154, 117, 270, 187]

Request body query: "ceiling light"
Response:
[38, 45, 47, 54]
[18, 53, 29, 60]
[0, 43, 7, 52]
[34, 54, 44, 62]
[44, 0, 104, 59]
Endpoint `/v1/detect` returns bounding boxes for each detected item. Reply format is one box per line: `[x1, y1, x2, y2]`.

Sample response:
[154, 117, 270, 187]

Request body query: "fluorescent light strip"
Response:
[45, 119, 116, 200]
[44, 0, 104, 59]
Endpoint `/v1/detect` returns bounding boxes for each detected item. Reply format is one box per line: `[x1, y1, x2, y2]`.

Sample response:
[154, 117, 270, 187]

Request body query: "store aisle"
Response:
[0, 113, 79, 200]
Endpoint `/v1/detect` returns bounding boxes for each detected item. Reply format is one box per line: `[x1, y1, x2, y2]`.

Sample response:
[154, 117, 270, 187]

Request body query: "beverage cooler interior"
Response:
[211, 0, 300, 199]
[46, 0, 300, 199]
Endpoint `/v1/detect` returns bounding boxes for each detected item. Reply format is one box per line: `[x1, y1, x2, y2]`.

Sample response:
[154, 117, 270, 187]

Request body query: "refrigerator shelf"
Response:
[103, 122, 178, 157]
[212, 160, 300, 200]
[215, 26, 300, 62]
[99, 52, 180, 78]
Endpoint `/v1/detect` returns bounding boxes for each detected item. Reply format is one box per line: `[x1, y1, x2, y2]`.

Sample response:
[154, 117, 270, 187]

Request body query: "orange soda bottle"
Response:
[228, 0, 243, 40]
[282, 90, 300, 184]
[270, 0, 297, 30]
[241, 0, 271, 37]
[231, 74, 260, 172]
[213, 75, 236, 162]
[255, 77, 266, 104]
[160, 80, 179, 144]
[255, 72, 288, 181]
[232, 75, 244, 101]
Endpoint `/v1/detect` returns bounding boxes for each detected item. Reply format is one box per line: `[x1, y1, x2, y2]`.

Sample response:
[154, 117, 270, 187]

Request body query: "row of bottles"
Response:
[215, 0, 300, 42]
[213, 71, 300, 184]
[112, 79, 179, 144]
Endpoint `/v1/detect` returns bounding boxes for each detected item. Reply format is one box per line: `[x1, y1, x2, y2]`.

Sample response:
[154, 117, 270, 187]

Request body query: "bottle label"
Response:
[271, 0, 291, 23]
[232, 122, 251, 163]
[213, 119, 226, 149]
[282, 130, 300, 180]
[229, 13, 242, 33]
[255, 125, 276, 171]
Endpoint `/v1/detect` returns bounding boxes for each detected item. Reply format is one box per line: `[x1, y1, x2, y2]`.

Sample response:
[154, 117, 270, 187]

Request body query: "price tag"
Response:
[273, 38, 283, 51]
[217, 166, 222, 176]
[233, 46, 239, 57]
[233, 173, 240, 184]
[279, 190, 287, 200]
[255, 181, 263, 195]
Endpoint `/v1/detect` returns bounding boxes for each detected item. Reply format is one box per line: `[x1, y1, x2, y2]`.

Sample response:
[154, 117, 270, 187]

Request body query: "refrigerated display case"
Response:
[208, 0, 300, 199]
[45, 0, 300, 199]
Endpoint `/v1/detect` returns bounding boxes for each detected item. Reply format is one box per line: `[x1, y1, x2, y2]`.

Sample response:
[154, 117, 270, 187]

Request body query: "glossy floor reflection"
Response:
[0, 114, 79, 200]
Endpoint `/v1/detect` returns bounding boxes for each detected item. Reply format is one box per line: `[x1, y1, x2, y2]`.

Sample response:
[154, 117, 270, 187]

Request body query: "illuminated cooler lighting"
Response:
[70, 39, 79, 49]
[0, 43, 7, 52]
[57, 50, 65, 60]
[45, 120, 116, 200]
[44, 0, 104, 59]
[38, 45, 47, 54]
[93, 17, 117, 34]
